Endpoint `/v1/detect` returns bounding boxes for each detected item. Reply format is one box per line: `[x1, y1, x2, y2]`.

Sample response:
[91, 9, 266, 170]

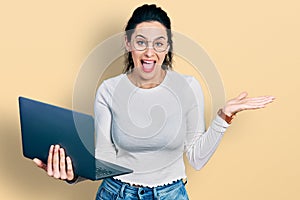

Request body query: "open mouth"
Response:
[141, 60, 156, 73]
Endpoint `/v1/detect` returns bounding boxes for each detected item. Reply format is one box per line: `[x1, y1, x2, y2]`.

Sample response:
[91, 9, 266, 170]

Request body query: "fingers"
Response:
[66, 156, 75, 181]
[242, 96, 275, 109]
[45, 145, 74, 180]
[53, 145, 60, 179]
[224, 93, 275, 115]
[59, 148, 67, 180]
[245, 95, 275, 103]
[33, 158, 47, 171]
[236, 91, 248, 100]
[47, 145, 54, 176]
[238, 103, 266, 110]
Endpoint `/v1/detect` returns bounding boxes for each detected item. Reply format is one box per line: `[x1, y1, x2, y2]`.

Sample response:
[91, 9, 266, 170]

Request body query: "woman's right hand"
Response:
[33, 144, 75, 181]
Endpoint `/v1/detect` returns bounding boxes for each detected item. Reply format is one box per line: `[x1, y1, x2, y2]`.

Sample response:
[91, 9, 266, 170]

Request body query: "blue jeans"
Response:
[96, 177, 189, 200]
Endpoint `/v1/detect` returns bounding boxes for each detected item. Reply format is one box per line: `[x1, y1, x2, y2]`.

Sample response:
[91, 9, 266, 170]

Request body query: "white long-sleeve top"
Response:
[94, 70, 229, 187]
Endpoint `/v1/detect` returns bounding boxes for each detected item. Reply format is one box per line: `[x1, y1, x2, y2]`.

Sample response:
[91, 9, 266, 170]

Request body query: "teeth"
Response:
[143, 60, 154, 64]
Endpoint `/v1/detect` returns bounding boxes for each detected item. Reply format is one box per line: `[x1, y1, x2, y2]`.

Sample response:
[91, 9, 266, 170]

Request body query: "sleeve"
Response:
[184, 77, 230, 170]
[94, 81, 117, 163]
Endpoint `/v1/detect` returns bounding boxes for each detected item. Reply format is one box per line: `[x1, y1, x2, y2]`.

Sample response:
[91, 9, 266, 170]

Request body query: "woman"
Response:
[34, 4, 274, 200]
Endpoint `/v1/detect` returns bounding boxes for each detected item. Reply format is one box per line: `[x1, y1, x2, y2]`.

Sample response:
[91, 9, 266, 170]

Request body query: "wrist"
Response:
[222, 107, 234, 117]
[218, 108, 235, 124]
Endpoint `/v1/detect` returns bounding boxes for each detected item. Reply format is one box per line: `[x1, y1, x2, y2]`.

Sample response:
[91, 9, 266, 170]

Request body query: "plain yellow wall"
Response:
[1, 0, 299, 199]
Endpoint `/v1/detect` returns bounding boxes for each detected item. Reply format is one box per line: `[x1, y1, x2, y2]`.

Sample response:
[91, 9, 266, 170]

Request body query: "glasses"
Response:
[132, 36, 169, 52]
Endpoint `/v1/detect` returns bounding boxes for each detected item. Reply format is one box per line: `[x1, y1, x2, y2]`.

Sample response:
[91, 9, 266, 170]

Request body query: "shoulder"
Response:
[102, 73, 126, 88]
[168, 70, 204, 100]
[95, 73, 126, 101]
[167, 70, 201, 88]
[166, 70, 204, 108]
[97, 74, 125, 92]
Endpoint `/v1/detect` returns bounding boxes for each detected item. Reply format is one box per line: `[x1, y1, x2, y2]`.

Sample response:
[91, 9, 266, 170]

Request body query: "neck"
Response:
[128, 69, 167, 89]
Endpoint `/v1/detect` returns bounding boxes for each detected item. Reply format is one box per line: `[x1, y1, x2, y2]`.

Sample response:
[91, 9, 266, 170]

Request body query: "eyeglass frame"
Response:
[131, 35, 169, 53]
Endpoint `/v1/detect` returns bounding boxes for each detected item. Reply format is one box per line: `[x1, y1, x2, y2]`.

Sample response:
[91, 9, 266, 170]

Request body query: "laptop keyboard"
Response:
[95, 166, 113, 176]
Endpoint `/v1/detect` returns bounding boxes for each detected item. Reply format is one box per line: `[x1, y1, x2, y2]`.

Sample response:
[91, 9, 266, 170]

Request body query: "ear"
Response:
[124, 36, 131, 52]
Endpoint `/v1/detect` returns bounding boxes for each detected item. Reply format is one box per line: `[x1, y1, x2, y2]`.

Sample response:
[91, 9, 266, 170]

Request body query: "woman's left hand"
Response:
[222, 92, 275, 117]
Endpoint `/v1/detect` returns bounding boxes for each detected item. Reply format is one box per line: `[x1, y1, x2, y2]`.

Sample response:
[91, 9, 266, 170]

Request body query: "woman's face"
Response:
[126, 21, 169, 83]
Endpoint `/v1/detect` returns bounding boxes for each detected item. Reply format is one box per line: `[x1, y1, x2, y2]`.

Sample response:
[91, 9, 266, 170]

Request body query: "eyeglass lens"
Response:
[133, 37, 168, 52]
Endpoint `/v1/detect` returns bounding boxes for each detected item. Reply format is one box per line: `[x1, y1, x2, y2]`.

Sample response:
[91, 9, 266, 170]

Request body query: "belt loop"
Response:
[153, 187, 160, 200]
[119, 183, 126, 198]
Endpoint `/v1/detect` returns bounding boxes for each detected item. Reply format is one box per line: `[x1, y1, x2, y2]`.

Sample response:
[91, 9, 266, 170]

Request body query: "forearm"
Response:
[186, 115, 229, 170]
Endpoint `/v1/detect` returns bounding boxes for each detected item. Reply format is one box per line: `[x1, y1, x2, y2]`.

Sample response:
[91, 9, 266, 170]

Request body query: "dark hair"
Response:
[123, 4, 173, 73]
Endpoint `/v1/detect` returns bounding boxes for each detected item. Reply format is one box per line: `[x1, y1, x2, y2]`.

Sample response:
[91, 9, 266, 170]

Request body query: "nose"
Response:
[144, 46, 155, 57]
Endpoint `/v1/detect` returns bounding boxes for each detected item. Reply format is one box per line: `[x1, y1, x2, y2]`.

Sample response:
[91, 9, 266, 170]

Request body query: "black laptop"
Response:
[18, 96, 133, 181]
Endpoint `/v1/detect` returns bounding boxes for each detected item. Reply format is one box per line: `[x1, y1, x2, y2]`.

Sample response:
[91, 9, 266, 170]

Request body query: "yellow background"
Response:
[1, 0, 299, 199]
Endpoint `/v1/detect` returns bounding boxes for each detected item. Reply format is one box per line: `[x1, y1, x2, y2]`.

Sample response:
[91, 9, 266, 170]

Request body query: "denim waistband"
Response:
[103, 177, 184, 199]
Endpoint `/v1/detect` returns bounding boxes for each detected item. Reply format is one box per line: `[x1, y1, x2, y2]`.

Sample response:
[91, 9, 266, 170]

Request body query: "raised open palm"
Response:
[223, 92, 275, 117]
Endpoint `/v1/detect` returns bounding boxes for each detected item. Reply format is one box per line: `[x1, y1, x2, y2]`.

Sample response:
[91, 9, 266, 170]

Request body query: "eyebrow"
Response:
[135, 34, 167, 40]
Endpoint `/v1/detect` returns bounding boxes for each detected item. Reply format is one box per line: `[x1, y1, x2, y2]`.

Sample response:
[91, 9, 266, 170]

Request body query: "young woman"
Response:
[34, 4, 274, 200]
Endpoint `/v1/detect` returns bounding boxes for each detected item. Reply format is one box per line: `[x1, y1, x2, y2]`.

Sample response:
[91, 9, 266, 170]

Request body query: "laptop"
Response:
[18, 96, 133, 181]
